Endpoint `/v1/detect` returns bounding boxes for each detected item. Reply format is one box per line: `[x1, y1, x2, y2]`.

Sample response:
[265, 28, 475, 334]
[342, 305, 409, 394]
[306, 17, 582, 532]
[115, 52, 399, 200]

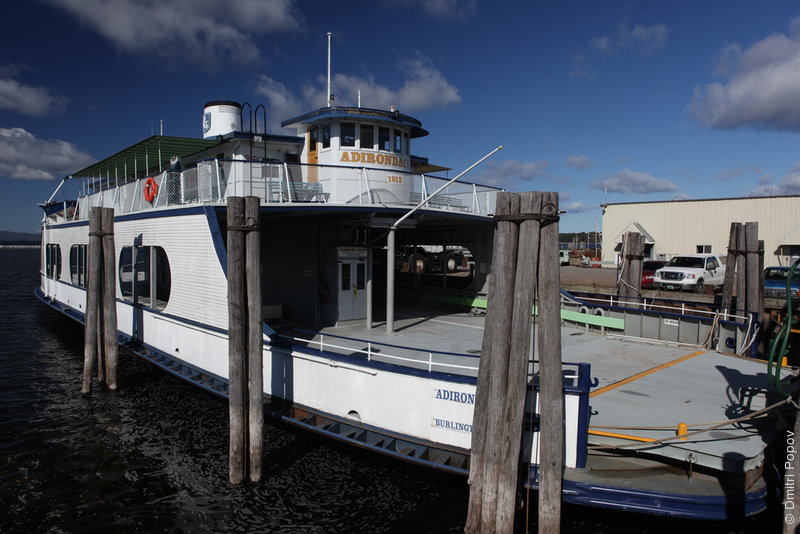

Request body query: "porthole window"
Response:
[70, 244, 88, 287]
[119, 245, 171, 310]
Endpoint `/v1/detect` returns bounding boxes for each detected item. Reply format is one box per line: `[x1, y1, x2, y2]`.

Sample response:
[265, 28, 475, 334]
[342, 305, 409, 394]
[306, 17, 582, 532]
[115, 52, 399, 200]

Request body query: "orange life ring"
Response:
[144, 177, 158, 203]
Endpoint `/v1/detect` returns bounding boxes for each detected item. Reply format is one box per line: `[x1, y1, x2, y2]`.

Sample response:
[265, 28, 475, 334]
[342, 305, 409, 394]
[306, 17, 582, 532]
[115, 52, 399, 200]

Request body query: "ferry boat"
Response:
[37, 97, 793, 521]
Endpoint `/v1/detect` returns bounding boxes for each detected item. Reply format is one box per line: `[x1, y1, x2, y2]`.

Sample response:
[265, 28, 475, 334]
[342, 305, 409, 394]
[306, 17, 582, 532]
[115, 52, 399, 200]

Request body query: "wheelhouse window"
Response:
[70, 244, 88, 287]
[393, 130, 401, 153]
[341, 122, 356, 147]
[321, 124, 331, 149]
[119, 245, 171, 310]
[45, 244, 61, 279]
[308, 127, 318, 153]
[360, 124, 374, 150]
[379, 127, 390, 151]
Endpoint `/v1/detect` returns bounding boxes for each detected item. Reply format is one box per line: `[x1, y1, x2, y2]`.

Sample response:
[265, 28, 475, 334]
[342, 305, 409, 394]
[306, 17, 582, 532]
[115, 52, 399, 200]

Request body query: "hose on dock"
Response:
[767, 257, 800, 398]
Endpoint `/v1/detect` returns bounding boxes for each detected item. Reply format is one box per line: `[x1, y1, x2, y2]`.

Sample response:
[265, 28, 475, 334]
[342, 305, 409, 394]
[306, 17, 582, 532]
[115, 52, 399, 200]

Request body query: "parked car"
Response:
[641, 260, 667, 289]
[560, 250, 570, 266]
[764, 266, 800, 302]
[653, 254, 726, 293]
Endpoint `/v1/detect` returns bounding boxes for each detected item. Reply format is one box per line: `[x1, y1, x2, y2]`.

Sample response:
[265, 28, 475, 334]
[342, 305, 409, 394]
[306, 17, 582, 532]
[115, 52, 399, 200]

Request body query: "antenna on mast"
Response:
[327, 32, 333, 107]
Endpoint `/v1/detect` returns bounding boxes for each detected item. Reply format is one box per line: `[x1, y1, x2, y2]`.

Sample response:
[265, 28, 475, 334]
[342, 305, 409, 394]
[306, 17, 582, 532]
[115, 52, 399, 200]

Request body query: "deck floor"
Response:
[279, 306, 791, 472]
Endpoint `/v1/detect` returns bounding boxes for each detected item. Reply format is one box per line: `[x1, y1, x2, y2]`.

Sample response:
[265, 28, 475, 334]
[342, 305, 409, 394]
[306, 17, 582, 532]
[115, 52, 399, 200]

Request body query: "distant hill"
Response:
[0, 230, 40, 244]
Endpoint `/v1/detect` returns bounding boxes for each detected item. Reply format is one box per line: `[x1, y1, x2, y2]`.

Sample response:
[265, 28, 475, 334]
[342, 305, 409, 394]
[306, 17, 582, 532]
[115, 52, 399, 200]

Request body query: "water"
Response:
[0, 248, 781, 532]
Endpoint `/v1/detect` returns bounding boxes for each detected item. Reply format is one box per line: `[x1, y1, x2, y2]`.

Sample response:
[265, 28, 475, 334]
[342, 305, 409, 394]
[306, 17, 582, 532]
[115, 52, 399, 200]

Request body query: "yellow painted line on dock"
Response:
[589, 349, 706, 398]
[587, 429, 657, 443]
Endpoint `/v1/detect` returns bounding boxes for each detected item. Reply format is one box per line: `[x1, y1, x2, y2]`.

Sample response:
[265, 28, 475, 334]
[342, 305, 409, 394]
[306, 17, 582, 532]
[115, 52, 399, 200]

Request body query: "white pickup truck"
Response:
[653, 253, 726, 293]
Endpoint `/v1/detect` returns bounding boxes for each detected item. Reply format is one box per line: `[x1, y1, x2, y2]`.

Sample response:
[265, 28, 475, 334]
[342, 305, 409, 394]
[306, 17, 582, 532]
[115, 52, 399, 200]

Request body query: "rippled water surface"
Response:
[0, 248, 781, 533]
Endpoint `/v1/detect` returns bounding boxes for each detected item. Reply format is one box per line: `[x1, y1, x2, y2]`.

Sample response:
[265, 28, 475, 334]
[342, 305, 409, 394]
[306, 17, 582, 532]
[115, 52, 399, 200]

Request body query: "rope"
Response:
[588, 396, 795, 450]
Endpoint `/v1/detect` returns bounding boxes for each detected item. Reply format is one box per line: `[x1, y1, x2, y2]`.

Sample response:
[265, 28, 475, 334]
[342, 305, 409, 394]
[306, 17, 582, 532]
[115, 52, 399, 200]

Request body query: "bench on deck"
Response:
[410, 192, 466, 211]
[265, 180, 328, 203]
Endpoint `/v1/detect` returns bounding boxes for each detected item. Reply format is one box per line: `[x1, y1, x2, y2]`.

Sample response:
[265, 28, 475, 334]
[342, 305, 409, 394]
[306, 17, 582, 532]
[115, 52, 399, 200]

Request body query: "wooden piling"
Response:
[245, 196, 263, 483]
[101, 208, 118, 389]
[744, 222, 760, 317]
[735, 224, 747, 312]
[466, 191, 563, 533]
[496, 192, 544, 532]
[466, 192, 520, 533]
[721, 223, 740, 313]
[81, 208, 103, 396]
[227, 196, 247, 485]
[536, 192, 563, 534]
[227, 196, 263, 485]
[617, 231, 644, 299]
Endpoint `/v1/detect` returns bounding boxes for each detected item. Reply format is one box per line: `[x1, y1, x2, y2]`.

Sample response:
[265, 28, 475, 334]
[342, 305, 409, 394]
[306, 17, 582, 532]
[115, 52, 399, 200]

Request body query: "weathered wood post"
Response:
[536, 191, 563, 534]
[245, 196, 263, 483]
[721, 222, 740, 314]
[744, 222, 760, 317]
[82, 207, 103, 396]
[467, 193, 520, 533]
[497, 192, 545, 531]
[228, 196, 247, 484]
[101, 208, 118, 389]
[617, 231, 644, 299]
[466, 191, 563, 533]
[227, 196, 263, 484]
[736, 223, 747, 311]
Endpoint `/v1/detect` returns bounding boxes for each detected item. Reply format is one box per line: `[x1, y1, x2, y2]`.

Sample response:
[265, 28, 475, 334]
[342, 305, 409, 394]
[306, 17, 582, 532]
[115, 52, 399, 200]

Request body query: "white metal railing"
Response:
[63, 159, 502, 221]
[568, 293, 750, 323]
[281, 329, 480, 375]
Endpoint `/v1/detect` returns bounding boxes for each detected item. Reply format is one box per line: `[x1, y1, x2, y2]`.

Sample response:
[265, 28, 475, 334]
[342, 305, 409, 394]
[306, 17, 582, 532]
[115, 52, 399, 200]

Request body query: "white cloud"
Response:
[45, 0, 301, 68]
[565, 154, 594, 171]
[471, 159, 550, 188]
[562, 201, 592, 213]
[253, 75, 304, 133]
[388, 0, 477, 21]
[302, 55, 461, 112]
[691, 18, 800, 131]
[572, 22, 669, 78]
[592, 169, 678, 194]
[750, 163, 800, 195]
[0, 128, 95, 180]
[0, 65, 67, 116]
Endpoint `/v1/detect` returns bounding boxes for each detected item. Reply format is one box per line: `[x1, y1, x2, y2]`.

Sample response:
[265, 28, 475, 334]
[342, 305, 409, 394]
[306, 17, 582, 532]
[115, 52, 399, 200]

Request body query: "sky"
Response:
[2, 0, 800, 234]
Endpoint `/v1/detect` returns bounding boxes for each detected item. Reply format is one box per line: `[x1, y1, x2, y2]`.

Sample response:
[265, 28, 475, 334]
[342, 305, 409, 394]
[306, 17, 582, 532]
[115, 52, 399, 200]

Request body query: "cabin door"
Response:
[337, 247, 367, 321]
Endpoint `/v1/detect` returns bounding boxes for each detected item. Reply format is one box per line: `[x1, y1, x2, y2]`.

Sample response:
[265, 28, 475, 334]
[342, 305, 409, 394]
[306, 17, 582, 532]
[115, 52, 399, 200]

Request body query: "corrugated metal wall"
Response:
[601, 196, 800, 266]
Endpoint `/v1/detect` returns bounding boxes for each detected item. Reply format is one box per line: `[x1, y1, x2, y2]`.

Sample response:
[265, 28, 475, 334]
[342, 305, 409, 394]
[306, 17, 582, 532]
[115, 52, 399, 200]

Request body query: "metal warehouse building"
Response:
[600, 195, 800, 267]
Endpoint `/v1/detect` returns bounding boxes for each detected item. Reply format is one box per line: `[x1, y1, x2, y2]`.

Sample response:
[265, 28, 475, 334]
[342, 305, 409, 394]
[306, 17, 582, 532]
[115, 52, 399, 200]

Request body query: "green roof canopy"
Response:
[69, 135, 223, 180]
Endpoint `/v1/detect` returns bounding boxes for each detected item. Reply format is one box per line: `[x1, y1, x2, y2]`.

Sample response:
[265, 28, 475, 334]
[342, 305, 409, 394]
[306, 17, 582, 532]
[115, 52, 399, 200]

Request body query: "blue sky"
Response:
[3, 1, 800, 234]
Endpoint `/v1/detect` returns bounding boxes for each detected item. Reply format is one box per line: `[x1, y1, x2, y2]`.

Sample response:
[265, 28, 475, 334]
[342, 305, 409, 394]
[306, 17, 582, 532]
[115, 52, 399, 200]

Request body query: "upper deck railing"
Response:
[53, 159, 502, 223]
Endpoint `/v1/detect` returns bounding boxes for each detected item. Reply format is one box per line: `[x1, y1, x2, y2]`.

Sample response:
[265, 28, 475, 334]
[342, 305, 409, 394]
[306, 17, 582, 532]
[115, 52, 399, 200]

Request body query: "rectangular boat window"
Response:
[379, 127, 390, 151]
[341, 122, 356, 147]
[360, 124, 374, 150]
[70, 244, 88, 287]
[46, 244, 61, 279]
[403, 131, 409, 155]
[308, 127, 318, 153]
[356, 262, 365, 290]
[321, 124, 331, 149]
[119, 245, 171, 310]
[393, 130, 401, 153]
[341, 263, 351, 291]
